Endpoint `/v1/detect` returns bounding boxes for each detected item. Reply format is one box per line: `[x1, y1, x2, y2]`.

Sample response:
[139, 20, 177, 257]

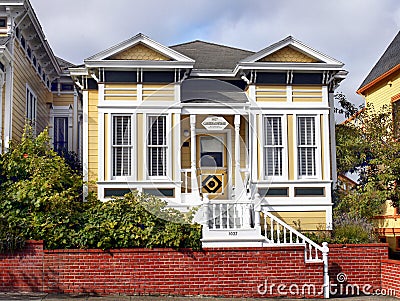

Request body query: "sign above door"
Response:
[201, 116, 228, 131]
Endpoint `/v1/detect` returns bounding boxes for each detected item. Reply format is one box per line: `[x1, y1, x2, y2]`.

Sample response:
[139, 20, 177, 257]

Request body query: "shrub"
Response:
[332, 213, 376, 244]
[0, 125, 87, 250]
[304, 214, 377, 244]
[0, 125, 202, 251]
[76, 192, 202, 250]
[0, 216, 25, 253]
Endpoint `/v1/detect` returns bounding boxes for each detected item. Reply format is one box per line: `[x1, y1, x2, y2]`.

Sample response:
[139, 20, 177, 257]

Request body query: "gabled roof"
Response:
[85, 33, 194, 63]
[56, 57, 76, 70]
[358, 31, 400, 94]
[170, 40, 254, 71]
[240, 36, 344, 66]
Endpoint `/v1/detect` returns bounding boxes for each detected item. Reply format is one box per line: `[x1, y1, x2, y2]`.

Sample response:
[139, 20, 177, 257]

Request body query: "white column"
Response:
[97, 112, 104, 182]
[250, 112, 258, 183]
[82, 90, 89, 182]
[190, 114, 200, 200]
[82, 90, 89, 201]
[234, 115, 243, 200]
[73, 89, 78, 153]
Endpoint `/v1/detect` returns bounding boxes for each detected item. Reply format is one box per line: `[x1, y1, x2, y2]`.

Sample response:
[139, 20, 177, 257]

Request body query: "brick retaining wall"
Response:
[0, 241, 395, 298]
[329, 244, 388, 295]
[381, 259, 400, 297]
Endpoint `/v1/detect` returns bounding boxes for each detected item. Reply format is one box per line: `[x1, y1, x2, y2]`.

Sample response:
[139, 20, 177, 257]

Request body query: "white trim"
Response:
[82, 91, 89, 182]
[287, 86, 293, 103]
[110, 114, 134, 180]
[322, 85, 329, 107]
[196, 128, 233, 200]
[85, 61, 194, 69]
[173, 113, 181, 182]
[250, 112, 258, 183]
[145, 113, 171, 180]
[50, 105, 73, 152]
[262, 114, 288, 181]
[240, 36, 343, 66]
[132, 114, 137, 181]
[72, 90, 78, 153]
[295, 114, 322, 180]
[106, 113, 112, 181]
[137, 83, 143, 104]
[98, 112, 104, 182]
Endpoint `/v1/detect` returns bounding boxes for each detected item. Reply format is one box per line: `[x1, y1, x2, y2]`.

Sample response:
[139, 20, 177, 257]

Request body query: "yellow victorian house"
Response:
[69, 33, 347, 247]
[357, 30, 400, 252]
[0, 0, 349, 254]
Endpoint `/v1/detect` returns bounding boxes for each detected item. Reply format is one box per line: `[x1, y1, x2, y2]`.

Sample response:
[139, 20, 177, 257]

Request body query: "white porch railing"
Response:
[180, 169, 192, 194]
[200, 193, 330, 298]
[204, 199, 254, 230]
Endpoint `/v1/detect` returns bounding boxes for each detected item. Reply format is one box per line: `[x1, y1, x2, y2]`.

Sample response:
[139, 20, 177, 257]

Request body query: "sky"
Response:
[30, 0, 400, 109]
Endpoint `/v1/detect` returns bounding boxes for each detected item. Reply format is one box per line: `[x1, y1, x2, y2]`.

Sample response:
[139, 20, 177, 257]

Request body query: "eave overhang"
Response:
[235, 62, 344, 72]
[83, 60, 194, 69]
[357, 64, 400, 95]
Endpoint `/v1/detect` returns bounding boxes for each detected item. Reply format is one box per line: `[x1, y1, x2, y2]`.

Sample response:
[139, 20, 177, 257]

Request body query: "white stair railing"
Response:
[261, 209, 330, 298]
[261, 209, 326, 262]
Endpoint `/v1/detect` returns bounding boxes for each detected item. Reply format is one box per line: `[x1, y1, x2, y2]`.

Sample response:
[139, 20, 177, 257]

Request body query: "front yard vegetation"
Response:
[0, 126, 201, 252]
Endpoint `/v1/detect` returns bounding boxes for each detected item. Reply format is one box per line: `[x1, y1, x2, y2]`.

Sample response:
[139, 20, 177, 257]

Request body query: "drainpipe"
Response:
[322, 242, 330, 298]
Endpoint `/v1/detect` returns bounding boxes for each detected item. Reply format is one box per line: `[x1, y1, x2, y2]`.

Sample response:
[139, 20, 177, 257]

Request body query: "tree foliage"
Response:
[0, 126, 201, 252]
[335, 95, 400, 219]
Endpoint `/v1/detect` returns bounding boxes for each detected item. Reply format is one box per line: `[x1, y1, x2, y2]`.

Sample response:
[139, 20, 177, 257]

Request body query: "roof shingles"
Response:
[359, 31, 400, 91]
[170, 40, 254, 71]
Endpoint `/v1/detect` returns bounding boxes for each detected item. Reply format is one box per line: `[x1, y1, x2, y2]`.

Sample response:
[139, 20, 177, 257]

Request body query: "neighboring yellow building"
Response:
[357, 30, 400, 251]
[70, 33, 347, 245]
[0, 1, 80, 155]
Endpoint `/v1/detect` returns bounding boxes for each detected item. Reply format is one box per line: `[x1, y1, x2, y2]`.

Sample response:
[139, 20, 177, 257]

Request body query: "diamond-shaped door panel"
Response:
[201, 174, 224, 195]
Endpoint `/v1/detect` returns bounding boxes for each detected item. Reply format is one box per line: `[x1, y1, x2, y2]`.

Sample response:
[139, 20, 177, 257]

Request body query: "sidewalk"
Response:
[0, 293, 398, 301]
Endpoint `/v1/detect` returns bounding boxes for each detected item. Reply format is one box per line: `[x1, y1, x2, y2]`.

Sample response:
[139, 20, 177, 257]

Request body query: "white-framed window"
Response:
[264, 116, 283, 177]
[54, 117, 68, 152]
[112, 115, 132, 177]
[297, 116, 317, 177]
[26, 85, 37, 132]
[147, 115, 167, 177]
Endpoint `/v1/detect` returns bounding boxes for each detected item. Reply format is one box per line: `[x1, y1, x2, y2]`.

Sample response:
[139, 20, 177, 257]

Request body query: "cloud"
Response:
[30, 0, 399, 105]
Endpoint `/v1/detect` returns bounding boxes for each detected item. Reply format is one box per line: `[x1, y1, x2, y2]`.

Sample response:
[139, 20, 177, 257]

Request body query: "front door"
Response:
[197, 134, 228, 199]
